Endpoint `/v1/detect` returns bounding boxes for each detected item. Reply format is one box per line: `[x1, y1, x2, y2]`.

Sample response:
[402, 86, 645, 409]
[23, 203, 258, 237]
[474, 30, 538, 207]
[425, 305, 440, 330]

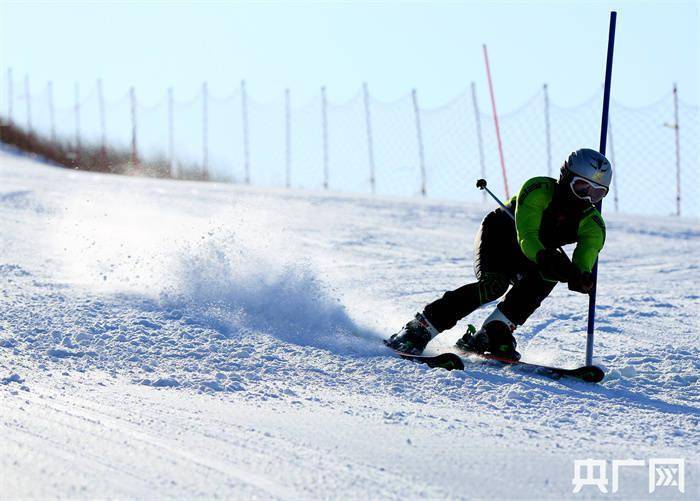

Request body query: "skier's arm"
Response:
[514, 180, 553, 263]
[572, 212, 606, 272]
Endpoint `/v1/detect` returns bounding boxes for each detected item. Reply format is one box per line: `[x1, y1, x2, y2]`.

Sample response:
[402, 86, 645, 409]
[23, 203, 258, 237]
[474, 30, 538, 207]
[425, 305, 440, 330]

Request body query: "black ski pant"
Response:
[423, 208, 557, 332]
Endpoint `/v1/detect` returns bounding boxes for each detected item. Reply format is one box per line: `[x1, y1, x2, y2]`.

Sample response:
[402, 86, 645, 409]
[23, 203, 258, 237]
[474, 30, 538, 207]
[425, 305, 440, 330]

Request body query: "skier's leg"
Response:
[387, 210, 515, 354]
[456, 270, 556, 360]
[422, 272, 509, 332]
[497, 271, 557, 326]
[387, 272, 510, 354]
[422, 209, 518, 332]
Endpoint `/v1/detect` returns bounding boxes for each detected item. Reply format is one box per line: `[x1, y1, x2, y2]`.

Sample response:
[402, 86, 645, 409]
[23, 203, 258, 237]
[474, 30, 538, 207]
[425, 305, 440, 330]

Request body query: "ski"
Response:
[384, 343, 465, 371]
[454, 348, 605, 383]
[386, 341, 604, 382]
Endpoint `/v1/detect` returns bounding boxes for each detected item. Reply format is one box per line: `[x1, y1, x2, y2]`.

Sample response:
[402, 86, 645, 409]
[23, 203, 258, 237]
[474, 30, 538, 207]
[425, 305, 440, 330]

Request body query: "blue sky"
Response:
[1, 0, 698, 111]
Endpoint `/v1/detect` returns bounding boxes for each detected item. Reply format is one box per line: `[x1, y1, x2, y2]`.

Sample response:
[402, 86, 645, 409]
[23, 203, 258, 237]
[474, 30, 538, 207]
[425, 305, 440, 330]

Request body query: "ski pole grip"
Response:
[476, 179, 487, 190]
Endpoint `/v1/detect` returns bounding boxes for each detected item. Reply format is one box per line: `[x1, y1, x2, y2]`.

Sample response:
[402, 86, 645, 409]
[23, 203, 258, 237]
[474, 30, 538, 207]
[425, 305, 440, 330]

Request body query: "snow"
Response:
[1, 149, 698, 499]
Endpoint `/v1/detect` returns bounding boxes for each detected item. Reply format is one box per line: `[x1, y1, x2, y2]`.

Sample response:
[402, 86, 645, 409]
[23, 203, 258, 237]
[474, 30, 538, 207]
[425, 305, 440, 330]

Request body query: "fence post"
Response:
[6, 68, 12, 125]
[241, 79, 251, 184]
[672, 83, 681, 216]
[362, 82, 376, 195]
[48, 81, 56, 142]
[168, 87, 175, 178]
[202, 81, 209, 181]
[411, 89, 427, 197]
[97, 79, 107, 170]
[74, 82, 81, 166]
[543, 83, 552, 177]
[483, 44, 509, 198]
[24, 75, 32, 134]
[607, 119, 619, 212]
[285, 88, 291, 188]
[321, 85, 329, 190]
[130, 86, 138, 168]
[470, 82, 486, 202]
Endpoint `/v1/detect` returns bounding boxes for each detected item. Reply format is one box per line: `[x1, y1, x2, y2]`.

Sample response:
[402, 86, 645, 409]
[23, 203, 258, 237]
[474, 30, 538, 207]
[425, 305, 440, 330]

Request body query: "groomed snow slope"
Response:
[1, 150, 698, 499]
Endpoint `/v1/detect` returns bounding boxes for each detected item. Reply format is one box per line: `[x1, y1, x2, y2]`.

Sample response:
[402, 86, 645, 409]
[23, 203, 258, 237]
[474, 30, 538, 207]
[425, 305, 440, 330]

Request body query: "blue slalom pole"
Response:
[586, 11, 617, 366]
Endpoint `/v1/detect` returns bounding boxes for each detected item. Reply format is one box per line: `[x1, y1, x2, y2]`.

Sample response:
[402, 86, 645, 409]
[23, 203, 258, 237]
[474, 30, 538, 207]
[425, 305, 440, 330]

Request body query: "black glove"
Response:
[536, 248, 574, 283]
[568, 269, 595, 294]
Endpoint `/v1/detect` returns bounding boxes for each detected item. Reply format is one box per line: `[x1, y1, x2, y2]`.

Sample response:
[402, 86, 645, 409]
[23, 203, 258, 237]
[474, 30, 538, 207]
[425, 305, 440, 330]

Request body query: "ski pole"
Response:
[476, 178, 514, 221]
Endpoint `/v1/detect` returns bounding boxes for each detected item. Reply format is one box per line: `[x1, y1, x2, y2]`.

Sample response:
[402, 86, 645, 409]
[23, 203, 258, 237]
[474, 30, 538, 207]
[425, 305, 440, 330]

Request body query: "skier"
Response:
[386, 148, 611, 360]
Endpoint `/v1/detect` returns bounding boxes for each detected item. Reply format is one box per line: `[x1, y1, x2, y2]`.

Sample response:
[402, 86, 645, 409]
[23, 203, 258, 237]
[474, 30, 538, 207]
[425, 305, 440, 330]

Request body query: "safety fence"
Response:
[1, 70, 698, 217]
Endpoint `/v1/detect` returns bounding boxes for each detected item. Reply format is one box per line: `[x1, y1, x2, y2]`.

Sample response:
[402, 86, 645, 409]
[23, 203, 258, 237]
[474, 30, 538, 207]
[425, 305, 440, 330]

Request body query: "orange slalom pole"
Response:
[482, 44, 509, 199]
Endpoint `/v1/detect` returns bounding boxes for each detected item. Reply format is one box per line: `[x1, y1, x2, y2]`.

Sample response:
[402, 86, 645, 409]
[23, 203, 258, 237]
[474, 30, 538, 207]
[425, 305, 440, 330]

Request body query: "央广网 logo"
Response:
[572, 457, 685, 494]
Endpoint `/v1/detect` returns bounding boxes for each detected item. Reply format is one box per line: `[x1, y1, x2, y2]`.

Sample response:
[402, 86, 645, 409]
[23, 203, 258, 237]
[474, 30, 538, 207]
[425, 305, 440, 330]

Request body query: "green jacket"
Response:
[510, 177, 606, 273]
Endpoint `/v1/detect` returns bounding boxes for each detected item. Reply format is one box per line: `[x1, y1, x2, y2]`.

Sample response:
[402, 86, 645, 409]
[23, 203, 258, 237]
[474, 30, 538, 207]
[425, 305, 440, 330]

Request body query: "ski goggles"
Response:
[570, 176, 608, 203]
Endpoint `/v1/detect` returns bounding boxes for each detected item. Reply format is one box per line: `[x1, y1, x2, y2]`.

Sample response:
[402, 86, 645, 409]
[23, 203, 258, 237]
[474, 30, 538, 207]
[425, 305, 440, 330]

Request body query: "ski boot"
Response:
[385, 312, 440, 355]
[456, 308, 521, 361]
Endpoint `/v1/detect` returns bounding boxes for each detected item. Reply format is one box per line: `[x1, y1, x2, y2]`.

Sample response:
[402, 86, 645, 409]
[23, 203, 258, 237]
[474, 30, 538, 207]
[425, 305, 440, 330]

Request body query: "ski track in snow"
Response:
[1, 150, 698, 499]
